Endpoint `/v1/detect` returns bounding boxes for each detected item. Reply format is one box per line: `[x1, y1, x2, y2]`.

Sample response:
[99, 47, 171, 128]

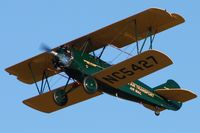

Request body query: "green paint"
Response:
[68, 48, 182, 111]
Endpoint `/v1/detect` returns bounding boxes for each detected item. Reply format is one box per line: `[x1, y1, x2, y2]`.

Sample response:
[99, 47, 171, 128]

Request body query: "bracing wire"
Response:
[109, 44, 133, 64]
[49, 76, 63, 88]
[126, 43, 137, 58]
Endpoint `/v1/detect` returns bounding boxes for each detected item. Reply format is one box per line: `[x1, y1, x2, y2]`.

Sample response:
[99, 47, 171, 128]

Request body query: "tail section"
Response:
[153, 79, 197, 111]
[153, 79, 197, 103]
[153, 79, 180, 91]
[141, 79, 196, 115]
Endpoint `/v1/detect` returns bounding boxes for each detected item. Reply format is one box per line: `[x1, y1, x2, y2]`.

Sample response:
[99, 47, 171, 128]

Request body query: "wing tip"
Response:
[148, 49, 173, 65]
[171, 13, 185, 24]
[148, 8, 185, 23]
[23, 99, 52, 113]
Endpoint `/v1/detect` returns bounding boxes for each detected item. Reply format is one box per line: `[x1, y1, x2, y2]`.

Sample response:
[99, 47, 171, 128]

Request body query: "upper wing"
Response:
[5, 8, 184, 84]
[23, 83, 102, 113]
[61, 8, 185, 52]
[94, 50, 173, 88]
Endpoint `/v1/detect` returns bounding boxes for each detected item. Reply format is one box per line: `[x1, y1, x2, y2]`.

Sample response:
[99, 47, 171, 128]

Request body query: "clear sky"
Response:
[0, 0, 199, 133]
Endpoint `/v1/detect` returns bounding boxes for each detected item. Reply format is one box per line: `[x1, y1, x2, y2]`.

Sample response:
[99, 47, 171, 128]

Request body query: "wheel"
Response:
[83, 76, 98, 93]
[53, 89, 68, 106]
[155, 111, 160, 116]
[154, 106, 160, 116]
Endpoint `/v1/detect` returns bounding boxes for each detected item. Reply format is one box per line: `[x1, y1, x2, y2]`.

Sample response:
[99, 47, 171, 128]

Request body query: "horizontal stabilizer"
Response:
[155, 89, 197, 102]
[23, 83, 102, 113]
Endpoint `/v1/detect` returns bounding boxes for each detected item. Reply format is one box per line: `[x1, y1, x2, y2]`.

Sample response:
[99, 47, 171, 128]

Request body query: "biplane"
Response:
[5, 8, 197, 116]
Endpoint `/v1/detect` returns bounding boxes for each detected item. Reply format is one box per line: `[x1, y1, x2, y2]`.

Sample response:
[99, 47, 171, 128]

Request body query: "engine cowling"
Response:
[52, 47, 74, 70]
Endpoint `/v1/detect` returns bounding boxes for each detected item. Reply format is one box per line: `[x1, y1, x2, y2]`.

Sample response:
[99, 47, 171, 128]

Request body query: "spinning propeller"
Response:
[40, 43, 72, 67]
[40, 43, 52, 53]
[40, 43, 59, 56]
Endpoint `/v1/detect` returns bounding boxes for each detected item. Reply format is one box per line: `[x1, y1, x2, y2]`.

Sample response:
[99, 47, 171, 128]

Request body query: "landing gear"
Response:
[154, 106, 160, 116]
[83, 76, 98, 93]
[53, 89, 68, 106]
[154, 111, 160, 116]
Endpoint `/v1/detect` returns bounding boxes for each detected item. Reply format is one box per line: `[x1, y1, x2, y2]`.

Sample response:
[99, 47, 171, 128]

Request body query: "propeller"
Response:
[39, 43, 72, 67]
[40, 43, 52, 53]
[40, 43, 58, 56]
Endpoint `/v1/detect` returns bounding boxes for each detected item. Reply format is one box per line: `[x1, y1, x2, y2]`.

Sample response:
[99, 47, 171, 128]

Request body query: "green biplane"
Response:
[5, 8, 197, 116]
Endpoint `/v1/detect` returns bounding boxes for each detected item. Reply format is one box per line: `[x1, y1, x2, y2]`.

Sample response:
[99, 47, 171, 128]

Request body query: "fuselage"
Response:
[61, 48, 182, 111]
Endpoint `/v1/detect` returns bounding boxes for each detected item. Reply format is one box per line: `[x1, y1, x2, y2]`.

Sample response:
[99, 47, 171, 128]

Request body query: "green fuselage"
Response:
[64, 48, 181, 111]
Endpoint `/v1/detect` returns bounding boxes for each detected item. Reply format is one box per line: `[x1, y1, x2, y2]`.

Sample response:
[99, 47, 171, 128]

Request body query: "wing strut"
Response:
[98, 46, 106, 59]
[134, 19, 140, 55]
[28, 63, 40, 94]
[63, 76, 71, 90]
[88, 38, 97, 57]
[139, 28, 156, 53]
[149, 27, 156, 50]
[28, 62, 51, 94]
[132, 20, 156, 55]
[28, 62, 74, 95]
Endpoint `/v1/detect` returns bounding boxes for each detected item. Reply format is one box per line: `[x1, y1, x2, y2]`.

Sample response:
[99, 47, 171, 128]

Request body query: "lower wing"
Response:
[23, 83, 102, 113]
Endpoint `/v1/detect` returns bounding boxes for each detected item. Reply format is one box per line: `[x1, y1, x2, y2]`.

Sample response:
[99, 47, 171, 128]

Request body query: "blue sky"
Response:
[0, 0, 200, 132]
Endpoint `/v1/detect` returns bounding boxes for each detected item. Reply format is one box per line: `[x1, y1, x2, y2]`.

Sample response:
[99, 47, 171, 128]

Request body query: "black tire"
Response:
[53, 89, 68, 106]
[83, 76, 98, 94]
[155, 111, 160, 116]
[154, 106, 160, 116]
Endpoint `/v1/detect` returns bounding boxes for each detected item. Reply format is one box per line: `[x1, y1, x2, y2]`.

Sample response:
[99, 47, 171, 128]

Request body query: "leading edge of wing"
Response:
[94, 50, 173, 88]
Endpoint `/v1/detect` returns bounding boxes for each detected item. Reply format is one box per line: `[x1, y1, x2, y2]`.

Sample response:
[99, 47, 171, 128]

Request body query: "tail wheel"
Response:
[53, 89, 68, 106]
[154, 106, 160, 116]
[83, 76, 98, 94]
[155, 111, 160, 116]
